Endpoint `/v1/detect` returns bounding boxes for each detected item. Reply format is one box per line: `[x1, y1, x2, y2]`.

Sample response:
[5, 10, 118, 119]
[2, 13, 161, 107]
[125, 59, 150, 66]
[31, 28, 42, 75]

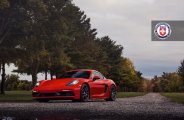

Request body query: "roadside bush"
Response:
[5, 74, 32, 91]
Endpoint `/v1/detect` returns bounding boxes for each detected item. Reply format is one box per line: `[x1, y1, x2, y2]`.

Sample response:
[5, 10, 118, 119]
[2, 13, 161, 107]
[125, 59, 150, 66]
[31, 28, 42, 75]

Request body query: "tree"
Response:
[5, 74, 19, 90]
[143, 78, 152, 92]
[0, 0, 11, 94]
[5, 74, 32, 90]
[151, 75, 161, 92]
[118, 58, 143, 91]
[0, 0, 24, 94]
[15, 0, 75, 85]
[0, 48, 23, 94]
[151, 72, 183, 92]
[3, 0, 143, 92]
[0, 0, 9, 9]
[42, 0, 74, 79]
[178, 60, 184, 86]
[63, 4, 102, 71]
[14, 0, 53, 86]
[96, 36, 123, 82]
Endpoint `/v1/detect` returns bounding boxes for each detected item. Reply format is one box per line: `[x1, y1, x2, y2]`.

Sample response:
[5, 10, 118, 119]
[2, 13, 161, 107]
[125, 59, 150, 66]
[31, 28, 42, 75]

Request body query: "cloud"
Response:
[73, 0, 184, 78]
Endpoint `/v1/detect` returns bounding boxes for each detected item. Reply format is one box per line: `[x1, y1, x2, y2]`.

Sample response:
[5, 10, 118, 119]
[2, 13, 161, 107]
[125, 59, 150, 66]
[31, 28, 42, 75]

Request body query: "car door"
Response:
[90, 71, 107, 98]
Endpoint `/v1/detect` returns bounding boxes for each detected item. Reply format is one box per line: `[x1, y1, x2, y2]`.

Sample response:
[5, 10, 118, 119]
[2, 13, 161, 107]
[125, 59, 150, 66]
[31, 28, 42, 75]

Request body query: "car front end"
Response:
[32, 79, 83, 101]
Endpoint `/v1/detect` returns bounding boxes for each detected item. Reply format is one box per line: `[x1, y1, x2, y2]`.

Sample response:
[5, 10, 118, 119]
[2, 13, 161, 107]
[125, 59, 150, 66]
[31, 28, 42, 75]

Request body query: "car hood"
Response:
[38, 78, 80, 90]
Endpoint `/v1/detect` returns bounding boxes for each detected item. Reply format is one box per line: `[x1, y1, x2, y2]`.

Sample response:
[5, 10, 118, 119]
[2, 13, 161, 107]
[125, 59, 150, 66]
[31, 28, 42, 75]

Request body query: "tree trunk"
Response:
[1, 60, 6, 94]
[32, 72, 37, 87]
[31, 60, 39, 87]
[45, 70, 47, 80]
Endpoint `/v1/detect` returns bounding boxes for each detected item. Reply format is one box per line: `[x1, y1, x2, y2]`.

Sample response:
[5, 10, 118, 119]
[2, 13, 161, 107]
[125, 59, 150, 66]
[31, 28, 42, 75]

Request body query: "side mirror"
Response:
[93, 76, 100, 81]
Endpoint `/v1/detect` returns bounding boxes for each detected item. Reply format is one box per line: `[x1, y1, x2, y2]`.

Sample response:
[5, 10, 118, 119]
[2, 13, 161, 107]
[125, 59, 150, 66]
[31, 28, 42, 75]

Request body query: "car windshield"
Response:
[59, 71, 90, 79]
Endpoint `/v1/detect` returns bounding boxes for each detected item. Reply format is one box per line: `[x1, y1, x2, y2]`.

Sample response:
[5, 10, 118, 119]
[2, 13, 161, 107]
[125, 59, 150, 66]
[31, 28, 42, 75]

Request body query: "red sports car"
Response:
[32, 69, 117, 102]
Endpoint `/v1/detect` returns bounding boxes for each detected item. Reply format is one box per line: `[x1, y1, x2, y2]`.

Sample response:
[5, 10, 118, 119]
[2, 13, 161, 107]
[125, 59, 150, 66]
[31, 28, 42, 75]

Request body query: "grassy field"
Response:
[0, 91, 32, 102]
[161, 93, 184, 104]
[117, 92, 146, 98]
[0, 91, 146, 102]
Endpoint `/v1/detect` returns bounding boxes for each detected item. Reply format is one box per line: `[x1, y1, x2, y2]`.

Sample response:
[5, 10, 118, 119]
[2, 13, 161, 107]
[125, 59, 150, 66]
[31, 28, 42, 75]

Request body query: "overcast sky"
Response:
[72, 0, 184, 78]
[6, 0, 184, 80]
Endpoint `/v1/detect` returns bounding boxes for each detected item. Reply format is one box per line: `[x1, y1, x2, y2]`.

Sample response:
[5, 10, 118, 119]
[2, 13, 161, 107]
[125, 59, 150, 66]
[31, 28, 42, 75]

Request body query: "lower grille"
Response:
[32, 91, 74, 97]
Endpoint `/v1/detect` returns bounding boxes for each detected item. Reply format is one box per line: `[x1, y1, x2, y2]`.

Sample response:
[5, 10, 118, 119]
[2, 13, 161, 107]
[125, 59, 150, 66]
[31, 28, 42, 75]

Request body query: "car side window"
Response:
[97, 72, 105, 79]
[93, 71, 104, 80]
[91, 72, 95, 79]
[92, 71, 97, 80]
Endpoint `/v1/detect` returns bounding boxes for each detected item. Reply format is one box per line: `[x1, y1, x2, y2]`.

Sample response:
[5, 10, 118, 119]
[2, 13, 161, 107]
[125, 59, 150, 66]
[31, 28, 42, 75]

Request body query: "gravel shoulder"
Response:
[0, 93, 184, 120]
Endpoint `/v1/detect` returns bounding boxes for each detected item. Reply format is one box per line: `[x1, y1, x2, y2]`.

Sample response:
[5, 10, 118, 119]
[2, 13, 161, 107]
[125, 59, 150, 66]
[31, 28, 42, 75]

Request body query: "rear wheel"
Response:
[106, 85, 117, 101]
[80, 84, 90, 102]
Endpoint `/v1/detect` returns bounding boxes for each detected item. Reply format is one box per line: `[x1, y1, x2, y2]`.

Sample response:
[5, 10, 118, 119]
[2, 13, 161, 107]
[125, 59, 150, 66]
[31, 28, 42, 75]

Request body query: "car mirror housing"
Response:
[93, 76, 100, 80]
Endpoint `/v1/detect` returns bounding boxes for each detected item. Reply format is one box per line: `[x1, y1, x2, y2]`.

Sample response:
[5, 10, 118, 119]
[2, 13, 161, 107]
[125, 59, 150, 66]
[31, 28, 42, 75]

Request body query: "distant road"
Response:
[0, 93, 184, 120]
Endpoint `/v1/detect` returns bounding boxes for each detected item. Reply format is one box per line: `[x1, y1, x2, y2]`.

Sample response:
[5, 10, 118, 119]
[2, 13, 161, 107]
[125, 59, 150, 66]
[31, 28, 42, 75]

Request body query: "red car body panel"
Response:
[32, 69, 116, 101]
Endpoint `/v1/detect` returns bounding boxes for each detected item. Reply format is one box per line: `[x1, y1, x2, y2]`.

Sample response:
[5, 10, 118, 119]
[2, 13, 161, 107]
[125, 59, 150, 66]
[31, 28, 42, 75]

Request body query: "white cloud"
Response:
[74, 0, 184, 78]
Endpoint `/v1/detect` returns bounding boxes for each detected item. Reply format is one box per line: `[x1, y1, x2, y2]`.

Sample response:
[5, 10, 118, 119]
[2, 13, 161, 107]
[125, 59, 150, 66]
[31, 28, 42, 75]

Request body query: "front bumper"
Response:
[32, 88, 81, 100]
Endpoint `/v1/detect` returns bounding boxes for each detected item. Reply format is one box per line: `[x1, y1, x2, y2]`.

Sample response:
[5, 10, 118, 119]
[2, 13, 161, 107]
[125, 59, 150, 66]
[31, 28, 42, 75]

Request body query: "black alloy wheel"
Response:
[106, 85, 117, 101]
[80, 84, 90, 102]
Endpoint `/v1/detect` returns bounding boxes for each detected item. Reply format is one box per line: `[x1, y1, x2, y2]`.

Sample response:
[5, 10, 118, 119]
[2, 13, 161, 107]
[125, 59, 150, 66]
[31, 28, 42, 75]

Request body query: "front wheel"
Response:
[80, 84, 90, 102]
[106, 85, 117, 101]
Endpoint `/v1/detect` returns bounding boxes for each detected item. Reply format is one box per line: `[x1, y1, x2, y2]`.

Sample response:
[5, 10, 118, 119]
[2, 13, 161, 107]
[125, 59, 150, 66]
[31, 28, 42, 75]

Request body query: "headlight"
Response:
[66, 80, 79, 86]
[35, 82, 40, 87]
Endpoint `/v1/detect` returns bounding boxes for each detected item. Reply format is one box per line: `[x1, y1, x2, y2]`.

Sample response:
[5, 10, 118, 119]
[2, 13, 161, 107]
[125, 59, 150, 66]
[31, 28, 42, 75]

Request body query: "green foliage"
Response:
[0, 0, 144, 91]
[13, 0, 73, 85]
[143, 79, 152, 92]
[0, 0, 26, 94]
[96, 36, 123, 77]
[151, 73, 183, 92]
[161, 93, 184, 104]
[5, 74, 32, 91]
[117, 58, 143, 92]
[117, 92, 146, 98]
[0, 0, 9, 9]
[149, 61, 184, 93]
[178, 60, 184, 86]
[94, 36, 143, 92]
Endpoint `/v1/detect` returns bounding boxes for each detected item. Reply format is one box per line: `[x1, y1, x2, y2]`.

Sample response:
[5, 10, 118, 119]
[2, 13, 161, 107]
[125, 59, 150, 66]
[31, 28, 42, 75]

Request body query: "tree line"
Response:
[0, 0, 143, 94]
[143, 60, 184, 92]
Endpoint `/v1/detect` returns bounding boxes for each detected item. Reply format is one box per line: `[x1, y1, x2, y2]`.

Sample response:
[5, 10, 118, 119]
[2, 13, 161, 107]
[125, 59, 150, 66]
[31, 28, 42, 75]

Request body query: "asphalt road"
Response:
[0, 93, 184, 120]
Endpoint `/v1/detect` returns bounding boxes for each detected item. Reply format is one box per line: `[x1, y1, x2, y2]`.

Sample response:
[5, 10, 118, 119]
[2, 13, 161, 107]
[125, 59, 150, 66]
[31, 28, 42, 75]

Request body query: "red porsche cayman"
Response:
[32, 69, 117, 102]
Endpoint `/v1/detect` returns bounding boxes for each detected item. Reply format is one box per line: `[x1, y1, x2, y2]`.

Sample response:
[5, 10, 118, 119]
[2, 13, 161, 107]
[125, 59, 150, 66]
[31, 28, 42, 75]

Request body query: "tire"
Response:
[80, 84, 90, 102]
[37, 99, 49, 103]
[106, 85, 117, 101]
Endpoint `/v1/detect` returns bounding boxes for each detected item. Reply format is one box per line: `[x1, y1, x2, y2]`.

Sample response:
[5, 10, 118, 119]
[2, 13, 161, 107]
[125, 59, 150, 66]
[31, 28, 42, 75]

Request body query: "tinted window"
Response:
[59, 71, 90, 79]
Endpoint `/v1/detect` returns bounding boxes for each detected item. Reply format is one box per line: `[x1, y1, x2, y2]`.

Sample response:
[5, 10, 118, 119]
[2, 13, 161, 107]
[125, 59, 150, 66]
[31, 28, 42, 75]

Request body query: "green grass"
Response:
[0, 91, 32, 102]
[0, 91, 146, 102]
[161, 93, 184, 104]
[117, 92, 146, 98]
